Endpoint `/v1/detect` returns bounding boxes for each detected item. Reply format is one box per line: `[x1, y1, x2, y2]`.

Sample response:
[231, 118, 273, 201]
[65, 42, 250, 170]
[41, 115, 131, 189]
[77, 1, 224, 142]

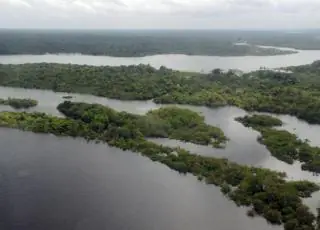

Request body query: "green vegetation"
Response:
[236, 114, 283, 127]
[0, 30, 296, 56]
[243, 30, 320, 50]
[0, 101, 319, 230]
[56, 102, 227, 147]
[0, 97, 38, 109]
[236, 114, 320, 173]
[1, 61, 320, 125]
[146, 107, 226, 147]
[0, 64, 189, 100]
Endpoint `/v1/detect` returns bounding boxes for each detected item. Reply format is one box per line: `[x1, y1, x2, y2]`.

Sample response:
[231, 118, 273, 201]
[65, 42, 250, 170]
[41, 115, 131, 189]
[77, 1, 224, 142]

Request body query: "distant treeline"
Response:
[0, 30, 296, 56]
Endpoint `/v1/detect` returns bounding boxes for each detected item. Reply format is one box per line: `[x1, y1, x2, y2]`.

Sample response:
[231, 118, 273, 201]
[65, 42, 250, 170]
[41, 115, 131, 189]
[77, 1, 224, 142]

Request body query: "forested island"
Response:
[146, 107, 227, 147]
[0, 61, 320, 124]
[236, 115, 320, 173]
[236, 114, 283, 127]
[0, 101, 319, 230]
[57, 103, 227, 147]
[0, 30, 296, 56]
[0, 98, 38, 109]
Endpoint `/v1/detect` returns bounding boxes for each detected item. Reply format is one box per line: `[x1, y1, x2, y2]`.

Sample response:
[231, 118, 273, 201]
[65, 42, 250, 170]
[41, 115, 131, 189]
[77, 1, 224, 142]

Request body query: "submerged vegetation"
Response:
[0, 101, 319, 230]
[236, 114, 320, 173]
[0, 97, 38, 109]
[0, 61, 320, 124]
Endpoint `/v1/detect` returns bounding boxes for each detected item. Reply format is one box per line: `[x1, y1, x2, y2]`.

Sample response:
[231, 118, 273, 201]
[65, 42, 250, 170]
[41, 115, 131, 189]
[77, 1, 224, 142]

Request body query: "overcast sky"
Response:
[1, 0, 319, 29]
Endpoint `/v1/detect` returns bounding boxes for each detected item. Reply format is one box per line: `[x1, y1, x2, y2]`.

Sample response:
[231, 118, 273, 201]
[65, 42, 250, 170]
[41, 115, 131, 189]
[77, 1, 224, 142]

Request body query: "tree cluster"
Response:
[0, 97, 38, 109]
[1, 62, 320, 125]
[57, 101, 227, 147]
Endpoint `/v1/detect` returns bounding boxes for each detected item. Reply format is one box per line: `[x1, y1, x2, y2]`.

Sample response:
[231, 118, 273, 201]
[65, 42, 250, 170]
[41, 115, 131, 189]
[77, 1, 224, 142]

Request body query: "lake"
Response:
[0, 48, 320, 72]
[0, 86, 320, 229]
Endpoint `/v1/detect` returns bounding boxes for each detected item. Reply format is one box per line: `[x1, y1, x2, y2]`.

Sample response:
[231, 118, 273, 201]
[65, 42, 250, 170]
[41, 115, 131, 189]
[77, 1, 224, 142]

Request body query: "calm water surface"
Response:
[0, 48, 320, 72]
[0, 129, 281, 230]
[0, 87, 158, 116]
[0, 86, 319, 229]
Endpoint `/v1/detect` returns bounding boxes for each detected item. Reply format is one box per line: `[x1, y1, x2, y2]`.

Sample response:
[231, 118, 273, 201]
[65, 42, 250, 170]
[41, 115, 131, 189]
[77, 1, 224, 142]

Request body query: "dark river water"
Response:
[0, 129, 280, 230]
[0, 86, 319, 230]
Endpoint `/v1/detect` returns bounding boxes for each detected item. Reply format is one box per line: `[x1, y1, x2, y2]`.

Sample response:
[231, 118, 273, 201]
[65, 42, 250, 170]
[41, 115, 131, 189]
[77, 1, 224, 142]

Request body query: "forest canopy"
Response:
[0, 30, 296, 57]
[57, 102, 227, 147]
[0, 61, 320, 125]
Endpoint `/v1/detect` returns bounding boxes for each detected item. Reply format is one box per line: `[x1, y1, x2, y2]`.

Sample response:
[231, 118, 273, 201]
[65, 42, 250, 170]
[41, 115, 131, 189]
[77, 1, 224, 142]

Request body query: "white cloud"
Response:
[5, 0, 32, 8]
[72, 0, 96, 13]
[0, 0, 319, 28]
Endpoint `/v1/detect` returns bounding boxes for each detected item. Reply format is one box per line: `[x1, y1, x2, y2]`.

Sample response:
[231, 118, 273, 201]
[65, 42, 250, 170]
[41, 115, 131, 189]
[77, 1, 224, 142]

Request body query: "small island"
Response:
[62, 95, 73, 99]
[0, 98, 38, 109]
[235, 114, 283, 128]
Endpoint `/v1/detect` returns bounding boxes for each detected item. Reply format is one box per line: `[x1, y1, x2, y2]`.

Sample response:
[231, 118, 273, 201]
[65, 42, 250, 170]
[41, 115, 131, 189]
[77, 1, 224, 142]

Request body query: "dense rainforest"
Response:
[57, 102, 227, 147]
[0, 61, 320, 124]
[236, 115, 320, 173]
[0, 97, 38, 109]
[0, 30, 296, 56]
[0, 101, 319, 230]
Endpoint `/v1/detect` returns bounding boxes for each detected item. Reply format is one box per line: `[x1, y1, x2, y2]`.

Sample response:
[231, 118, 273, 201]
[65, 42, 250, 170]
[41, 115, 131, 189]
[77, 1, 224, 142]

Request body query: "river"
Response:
[0, 48, 320, 72]
[0, 86, 320, 229]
